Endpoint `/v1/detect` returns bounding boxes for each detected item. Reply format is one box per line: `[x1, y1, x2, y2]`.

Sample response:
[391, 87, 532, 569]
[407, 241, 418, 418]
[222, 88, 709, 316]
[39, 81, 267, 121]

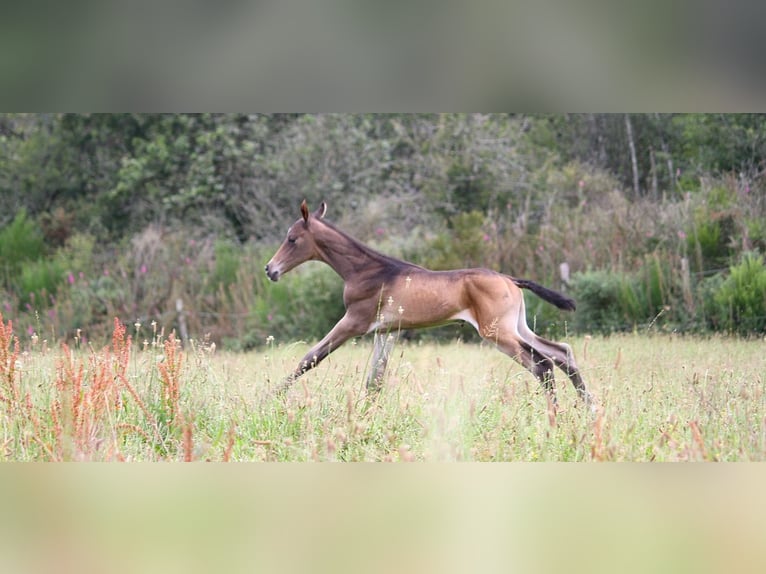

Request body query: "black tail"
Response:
[512, 278, 576, 311]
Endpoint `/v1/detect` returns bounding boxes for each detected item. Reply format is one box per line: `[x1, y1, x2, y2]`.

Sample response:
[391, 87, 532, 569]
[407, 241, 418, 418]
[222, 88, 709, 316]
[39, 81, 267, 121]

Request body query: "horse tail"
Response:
[511, 277, 576, 311]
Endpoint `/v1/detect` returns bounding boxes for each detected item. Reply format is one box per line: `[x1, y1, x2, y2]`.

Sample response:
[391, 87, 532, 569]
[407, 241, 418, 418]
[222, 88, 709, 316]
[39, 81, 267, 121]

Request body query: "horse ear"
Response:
[314, 202, 327, 219]
[300, 200, 309, 223]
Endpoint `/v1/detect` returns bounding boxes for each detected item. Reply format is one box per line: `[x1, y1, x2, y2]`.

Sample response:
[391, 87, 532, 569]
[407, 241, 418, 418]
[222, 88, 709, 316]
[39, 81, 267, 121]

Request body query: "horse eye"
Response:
[287, 236, 297, 244]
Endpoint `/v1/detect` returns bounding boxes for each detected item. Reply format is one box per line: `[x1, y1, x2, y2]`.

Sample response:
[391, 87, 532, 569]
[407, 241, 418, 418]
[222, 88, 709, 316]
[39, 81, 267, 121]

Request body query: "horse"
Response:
[265, 200, 593, 409]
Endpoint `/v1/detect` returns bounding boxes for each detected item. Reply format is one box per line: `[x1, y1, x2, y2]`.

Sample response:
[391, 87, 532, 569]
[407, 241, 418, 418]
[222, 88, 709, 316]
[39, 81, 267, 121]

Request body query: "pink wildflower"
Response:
[68, 273, 75, 285]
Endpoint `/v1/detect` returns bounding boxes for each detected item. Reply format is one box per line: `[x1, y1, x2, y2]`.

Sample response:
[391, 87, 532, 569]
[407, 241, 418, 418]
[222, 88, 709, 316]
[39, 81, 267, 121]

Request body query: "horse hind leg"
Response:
[522, 331, 594, 408]
[522, 341, 558, 407]
[486, 328, 559, 407]
[510, 293, 594, 408]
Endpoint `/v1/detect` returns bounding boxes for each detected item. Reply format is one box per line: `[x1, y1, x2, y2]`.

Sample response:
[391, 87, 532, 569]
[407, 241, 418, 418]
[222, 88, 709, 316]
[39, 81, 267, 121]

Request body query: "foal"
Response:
[265, 200, 593, 408]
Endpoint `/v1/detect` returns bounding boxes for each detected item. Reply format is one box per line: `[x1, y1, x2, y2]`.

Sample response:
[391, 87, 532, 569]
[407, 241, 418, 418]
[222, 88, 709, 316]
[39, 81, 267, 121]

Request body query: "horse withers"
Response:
[265, 200, 594, 409]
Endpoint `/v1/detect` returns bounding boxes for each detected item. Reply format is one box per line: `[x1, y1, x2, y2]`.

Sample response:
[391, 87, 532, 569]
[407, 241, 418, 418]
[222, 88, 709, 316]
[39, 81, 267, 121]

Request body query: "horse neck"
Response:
[312, 223, 399, 282]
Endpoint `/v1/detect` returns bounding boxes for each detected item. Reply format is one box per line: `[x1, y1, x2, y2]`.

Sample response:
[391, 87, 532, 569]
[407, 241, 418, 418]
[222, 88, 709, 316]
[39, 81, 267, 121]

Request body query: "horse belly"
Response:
[365, 284, 467, 333]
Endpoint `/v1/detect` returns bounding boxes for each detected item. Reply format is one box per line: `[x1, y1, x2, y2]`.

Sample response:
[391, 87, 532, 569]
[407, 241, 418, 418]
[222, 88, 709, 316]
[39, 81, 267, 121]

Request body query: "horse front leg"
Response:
[367, 331, 396, 393]
[275, 313, 366, 395]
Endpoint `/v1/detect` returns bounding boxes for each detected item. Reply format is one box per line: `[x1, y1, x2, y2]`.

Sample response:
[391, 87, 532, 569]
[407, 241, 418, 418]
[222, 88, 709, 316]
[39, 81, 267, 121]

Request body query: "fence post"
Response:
[680, 257, 694, 314]
[176, 298, 189, 346]
[559, 262, 570, 291]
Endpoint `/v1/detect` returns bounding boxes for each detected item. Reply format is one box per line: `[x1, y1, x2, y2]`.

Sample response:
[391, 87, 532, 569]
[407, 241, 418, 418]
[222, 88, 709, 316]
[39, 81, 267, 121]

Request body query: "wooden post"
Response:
[625, 114, 640, 197]
[176, 298, 189, 346]
[680, 257, 694, 313]
[560, 261, 570, 290]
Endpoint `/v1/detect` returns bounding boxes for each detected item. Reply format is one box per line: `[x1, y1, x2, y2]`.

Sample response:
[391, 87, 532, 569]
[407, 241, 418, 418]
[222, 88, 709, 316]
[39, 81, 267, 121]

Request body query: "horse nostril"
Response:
[265, 264, 279, 281]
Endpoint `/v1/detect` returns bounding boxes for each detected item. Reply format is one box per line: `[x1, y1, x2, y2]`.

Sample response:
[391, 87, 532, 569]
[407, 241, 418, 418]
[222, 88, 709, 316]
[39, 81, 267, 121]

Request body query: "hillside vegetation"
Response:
[1, 113, 765, 347]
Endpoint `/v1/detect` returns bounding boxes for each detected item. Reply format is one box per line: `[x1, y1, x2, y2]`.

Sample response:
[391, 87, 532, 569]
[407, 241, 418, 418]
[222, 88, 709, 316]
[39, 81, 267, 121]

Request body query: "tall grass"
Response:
[2, 314, 764, 461]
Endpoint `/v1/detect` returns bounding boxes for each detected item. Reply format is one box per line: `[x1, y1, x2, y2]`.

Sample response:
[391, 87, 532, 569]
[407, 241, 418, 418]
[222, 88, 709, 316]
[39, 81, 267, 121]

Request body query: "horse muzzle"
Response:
[264, 263, 280, 282]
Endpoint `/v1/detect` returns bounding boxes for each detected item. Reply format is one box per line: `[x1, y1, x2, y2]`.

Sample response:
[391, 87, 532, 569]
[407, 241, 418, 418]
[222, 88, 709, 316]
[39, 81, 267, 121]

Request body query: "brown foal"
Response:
[265, 200, 593, 408]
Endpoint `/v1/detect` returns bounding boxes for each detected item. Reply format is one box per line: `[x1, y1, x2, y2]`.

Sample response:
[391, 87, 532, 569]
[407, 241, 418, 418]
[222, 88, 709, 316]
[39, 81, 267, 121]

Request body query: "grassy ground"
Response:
[2, 317, 765, 461]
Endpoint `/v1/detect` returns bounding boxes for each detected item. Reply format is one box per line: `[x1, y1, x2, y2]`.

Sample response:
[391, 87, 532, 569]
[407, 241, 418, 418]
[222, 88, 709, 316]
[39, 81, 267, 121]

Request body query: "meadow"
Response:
[1, 315, 764, 462]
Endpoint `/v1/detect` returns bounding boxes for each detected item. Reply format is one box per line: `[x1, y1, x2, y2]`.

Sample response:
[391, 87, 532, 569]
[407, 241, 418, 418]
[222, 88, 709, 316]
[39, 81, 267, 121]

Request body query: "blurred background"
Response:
[1, 113, 765, 347]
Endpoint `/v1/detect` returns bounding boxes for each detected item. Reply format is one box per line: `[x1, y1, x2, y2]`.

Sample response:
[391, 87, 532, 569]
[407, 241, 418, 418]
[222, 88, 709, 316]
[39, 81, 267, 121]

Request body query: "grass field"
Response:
[2, 316, 765, 461]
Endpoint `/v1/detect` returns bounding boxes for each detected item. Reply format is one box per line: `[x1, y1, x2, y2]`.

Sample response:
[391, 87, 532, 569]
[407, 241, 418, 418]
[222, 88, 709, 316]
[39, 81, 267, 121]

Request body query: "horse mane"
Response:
[316, 217, 423, 273]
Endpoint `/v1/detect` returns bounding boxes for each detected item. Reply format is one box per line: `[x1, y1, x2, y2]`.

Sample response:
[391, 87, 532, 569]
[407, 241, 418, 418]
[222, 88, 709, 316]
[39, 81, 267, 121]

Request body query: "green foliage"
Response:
[230, 265, 345, 352]
[685, 183, 740, 272]
[674, 114, 766, 176]
[445, 159, 493, 214]
[708, 253, 766, 334]
[570, 270, 631, 334]
[18, 257, 65, 307]
[2, 113, 766, 343]
[570, 258, 681, 335]
[423, 211, 488, 270]
[211, 240, 241, 294]
[0, 209, 45, 285]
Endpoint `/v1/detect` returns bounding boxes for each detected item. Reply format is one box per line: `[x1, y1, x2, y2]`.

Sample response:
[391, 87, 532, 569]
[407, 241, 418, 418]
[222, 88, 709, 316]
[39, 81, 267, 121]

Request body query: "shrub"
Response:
[570, 270, 631, 334]
[569, 260, 681, 335]
[19, 257, 65, 308]
[708, 253, 766, 334]
[423, 211, 489, 270]
[210, 240, 241, 295]
[0, 209, 46, 289]
[228, 265, 345, 351]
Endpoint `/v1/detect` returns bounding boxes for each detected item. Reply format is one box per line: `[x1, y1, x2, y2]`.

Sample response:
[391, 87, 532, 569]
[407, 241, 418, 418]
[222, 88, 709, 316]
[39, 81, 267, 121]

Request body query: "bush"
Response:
[570, 270, 631, 334]
[19, 257, 66, 308]
[423, 211, 489, 270]
[708, 253, 766, 334]
[210, 240, 241, 295]
[570, 260, 681, 335]
[0, 209, 46, 289]
[228, 265, 345, 351]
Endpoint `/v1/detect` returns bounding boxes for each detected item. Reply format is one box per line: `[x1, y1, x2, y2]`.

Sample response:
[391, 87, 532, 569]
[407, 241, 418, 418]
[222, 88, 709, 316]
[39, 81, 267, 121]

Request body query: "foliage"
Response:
[569, 270, 632, 334]
[707, 253, 766, 334]
[422, 211, 489, 270]
[0, 209, 46, 287]
[1, 113, 766, 344]
[228, 265, 346, 352]
[18, 257, 65, 308]
[570, 257, 683, 335]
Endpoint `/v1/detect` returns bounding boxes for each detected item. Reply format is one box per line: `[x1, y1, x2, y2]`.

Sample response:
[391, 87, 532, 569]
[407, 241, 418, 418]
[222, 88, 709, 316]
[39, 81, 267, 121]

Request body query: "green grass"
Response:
[2, 317, 765, 461]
